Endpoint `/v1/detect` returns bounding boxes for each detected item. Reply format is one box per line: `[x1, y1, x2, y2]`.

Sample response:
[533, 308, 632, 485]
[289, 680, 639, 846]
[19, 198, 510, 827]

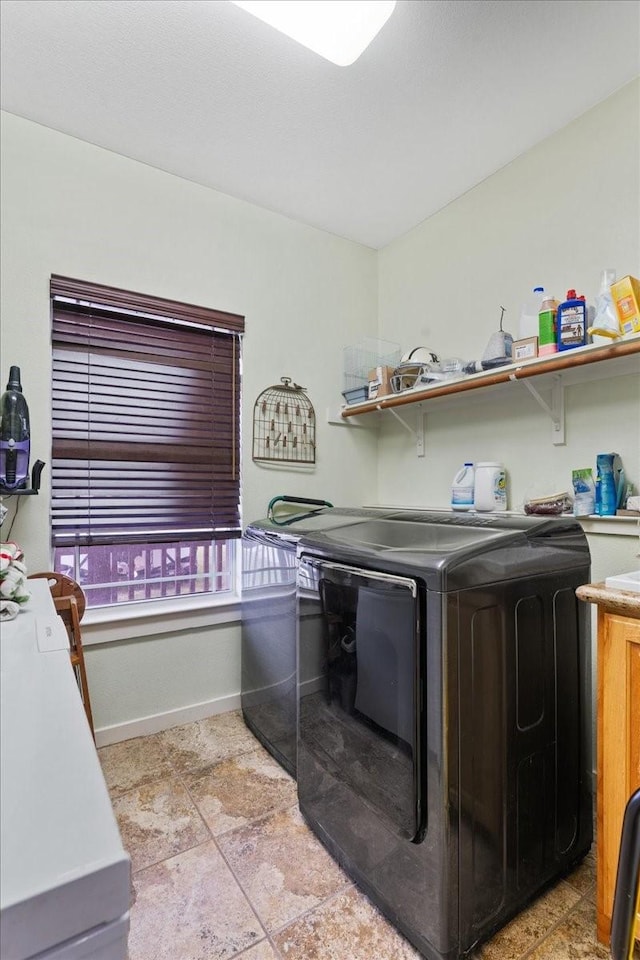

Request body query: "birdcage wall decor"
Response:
[252, 378, 316, 464]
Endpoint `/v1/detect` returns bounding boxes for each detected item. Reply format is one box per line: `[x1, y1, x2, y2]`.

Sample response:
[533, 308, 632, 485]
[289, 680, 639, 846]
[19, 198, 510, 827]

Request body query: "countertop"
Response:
[576, 582, 640, 618]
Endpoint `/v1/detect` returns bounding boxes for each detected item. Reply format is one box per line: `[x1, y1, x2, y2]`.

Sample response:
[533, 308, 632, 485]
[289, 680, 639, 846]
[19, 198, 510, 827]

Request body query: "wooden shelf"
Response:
[340, 336, 640, 419]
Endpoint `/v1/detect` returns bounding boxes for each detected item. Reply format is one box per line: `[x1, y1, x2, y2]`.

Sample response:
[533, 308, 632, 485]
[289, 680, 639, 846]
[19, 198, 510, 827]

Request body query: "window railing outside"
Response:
[54, 539, 236, 607]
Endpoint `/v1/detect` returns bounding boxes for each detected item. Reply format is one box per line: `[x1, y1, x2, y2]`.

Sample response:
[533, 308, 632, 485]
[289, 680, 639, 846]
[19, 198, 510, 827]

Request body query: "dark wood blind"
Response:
[50, 277, 244, 548]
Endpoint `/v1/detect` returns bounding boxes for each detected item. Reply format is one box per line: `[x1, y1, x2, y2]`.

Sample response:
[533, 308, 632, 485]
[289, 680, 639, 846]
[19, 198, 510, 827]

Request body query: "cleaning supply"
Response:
[589, 269, 620, 340]
[557, 289, 587, 352]
[538, 294, 559, 356]
[519, 287, 545, 339]
[572, 468, 595, 517]
[610, 274, 640, 334]
[451, 462, 475, 511]
[474, 461, 507, 512]
[596, 453, 620, 516]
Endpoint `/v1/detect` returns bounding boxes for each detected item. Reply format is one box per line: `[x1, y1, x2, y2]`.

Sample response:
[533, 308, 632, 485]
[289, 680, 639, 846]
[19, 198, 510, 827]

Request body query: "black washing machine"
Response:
[296, 512, 592, 959]
[241, 497, 385, 776]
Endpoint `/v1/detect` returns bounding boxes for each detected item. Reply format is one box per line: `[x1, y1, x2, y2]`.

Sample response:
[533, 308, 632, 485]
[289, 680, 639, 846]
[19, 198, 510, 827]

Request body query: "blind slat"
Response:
[51, 276, 245, 332]
[50, 279, 242, 546]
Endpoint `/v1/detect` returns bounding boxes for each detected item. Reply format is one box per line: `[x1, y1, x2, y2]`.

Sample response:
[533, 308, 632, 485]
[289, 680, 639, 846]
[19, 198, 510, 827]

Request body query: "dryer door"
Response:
[297, 556, 423, 841]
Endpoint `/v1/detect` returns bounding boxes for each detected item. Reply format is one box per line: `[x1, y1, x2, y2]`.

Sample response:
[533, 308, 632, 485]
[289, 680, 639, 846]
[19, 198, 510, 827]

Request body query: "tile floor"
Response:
[99, 710, 613, 960]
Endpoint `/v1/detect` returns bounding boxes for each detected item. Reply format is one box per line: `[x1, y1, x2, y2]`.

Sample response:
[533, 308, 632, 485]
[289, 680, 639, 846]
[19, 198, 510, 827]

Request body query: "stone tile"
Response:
[217, 805, 350, 932]
[565, 847, 596, 899]
[236, 942, 280, 960]
[527, 897, 610, 959]
[474, 880, 581, 959]
[128, 840, 265, 960]
[273, 886, 422, 959]
[157, 711, 258, 776]
[186, 748, 297, 836]
[112, 776, 209, 873]
[98, 734, 174, 797]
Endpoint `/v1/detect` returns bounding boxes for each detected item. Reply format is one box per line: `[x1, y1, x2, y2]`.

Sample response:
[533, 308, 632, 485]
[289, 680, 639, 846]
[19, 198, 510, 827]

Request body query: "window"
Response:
[50, 276, 244, 609]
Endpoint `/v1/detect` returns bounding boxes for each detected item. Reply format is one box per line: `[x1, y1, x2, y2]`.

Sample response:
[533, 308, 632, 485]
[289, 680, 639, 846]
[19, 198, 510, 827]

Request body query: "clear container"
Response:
[519, 287, 545, 340]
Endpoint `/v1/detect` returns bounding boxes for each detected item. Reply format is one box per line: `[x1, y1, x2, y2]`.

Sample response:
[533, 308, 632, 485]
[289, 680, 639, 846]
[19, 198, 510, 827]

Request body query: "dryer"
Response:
[296, 512, 593, 959]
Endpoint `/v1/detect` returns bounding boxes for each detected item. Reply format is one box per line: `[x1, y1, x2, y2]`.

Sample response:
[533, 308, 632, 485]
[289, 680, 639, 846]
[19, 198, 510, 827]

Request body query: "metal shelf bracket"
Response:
[520, 375, 565, 445]
[385, 405, 425, 457]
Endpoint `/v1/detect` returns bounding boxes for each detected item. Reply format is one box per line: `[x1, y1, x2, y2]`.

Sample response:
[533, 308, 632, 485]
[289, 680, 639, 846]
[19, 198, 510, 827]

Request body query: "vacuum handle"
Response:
[268, 495, 333, 524]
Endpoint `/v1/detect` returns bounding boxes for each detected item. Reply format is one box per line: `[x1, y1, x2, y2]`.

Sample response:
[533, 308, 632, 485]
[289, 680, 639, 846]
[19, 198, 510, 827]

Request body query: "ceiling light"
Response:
[231, 1, 397, 66]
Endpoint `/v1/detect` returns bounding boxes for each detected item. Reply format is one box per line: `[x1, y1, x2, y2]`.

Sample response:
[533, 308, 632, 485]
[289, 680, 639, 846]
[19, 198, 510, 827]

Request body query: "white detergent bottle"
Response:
[475, 461, 507, 512]
[451, 462, 475, 511]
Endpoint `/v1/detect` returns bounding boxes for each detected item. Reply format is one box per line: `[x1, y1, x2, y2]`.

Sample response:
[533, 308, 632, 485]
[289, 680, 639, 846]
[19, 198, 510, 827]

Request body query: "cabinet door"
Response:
[597, 611, 640, 945]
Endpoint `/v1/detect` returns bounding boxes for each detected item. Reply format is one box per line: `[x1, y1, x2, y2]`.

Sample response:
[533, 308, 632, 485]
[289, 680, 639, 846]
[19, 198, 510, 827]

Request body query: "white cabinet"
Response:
[0, 581, 130, 960]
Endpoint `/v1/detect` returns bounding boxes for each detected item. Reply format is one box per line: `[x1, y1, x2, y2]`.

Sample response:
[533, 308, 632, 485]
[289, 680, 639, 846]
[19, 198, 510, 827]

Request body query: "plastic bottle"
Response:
[596, 453, 619, 517]
[538, 295, 559, 356]
[557, 289, 587, 352]
[474, 462, 507, 512]
[451, 462, 475, 511]
[519, 287, 545, 340]
[589, 269, 620, 341]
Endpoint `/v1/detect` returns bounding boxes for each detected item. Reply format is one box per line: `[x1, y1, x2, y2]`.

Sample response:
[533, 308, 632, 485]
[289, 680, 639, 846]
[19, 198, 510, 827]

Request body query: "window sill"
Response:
[81, 593, 241, 645]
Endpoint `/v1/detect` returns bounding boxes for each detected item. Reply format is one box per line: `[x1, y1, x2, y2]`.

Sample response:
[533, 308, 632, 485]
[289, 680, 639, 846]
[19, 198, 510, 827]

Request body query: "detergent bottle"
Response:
[451, 462, 475, 511]
[538, 294, 559, 356]
[519, 287, 545, 339]
[474, 462, 507, 512]
[557, 289, 587, 352]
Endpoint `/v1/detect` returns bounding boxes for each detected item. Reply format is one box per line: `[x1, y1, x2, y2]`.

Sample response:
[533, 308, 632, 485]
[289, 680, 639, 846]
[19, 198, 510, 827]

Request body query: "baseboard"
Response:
[94, 693, 242, 747]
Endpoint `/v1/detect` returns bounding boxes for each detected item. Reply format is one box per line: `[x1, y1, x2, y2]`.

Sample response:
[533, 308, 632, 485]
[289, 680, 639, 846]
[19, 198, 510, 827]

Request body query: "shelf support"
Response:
[385, 405, 425, 457]
[520, 375, 565, 445]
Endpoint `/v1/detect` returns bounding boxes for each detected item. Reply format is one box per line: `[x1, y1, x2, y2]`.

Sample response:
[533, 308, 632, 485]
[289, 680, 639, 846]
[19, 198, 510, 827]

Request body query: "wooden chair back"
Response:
[28, 572, 94, 740]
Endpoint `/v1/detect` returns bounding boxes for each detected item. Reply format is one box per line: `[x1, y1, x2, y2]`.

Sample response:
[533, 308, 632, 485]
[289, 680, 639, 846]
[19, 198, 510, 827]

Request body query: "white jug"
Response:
[474, 462, 507, 512]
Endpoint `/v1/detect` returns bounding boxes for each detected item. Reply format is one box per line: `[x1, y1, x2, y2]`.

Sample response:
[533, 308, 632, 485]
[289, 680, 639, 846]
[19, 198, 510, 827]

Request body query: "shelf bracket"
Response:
[326, 407, 369, 425]
[520, 375, 565, 445]
[385, 405, 425, 457]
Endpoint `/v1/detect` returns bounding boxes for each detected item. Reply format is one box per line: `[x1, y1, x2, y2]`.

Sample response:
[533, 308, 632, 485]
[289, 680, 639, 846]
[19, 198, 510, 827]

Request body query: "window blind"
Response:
[50, 276, 244, 548]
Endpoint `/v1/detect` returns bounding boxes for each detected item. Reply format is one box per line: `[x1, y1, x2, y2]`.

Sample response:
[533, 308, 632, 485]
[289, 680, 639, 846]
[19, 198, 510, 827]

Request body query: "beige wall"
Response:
[0, 111, 379, 738]
[377, 78, 640, 579]
[1, 80, 639, 740]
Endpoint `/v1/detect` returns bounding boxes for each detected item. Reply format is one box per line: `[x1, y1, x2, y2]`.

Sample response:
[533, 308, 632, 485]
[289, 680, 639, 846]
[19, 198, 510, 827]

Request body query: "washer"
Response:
[241, 498, 381, 776]
[296, 512, 593, 959]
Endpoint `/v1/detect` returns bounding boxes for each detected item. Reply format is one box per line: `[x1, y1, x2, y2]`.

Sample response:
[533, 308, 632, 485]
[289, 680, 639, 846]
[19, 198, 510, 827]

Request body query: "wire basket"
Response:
[343, 337, 401, 393]
[252, 378, 316, 464]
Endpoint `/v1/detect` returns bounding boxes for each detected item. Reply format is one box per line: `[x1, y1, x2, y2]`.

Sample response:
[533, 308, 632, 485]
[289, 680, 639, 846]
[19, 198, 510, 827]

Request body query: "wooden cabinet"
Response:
[576, 583, 640, 947]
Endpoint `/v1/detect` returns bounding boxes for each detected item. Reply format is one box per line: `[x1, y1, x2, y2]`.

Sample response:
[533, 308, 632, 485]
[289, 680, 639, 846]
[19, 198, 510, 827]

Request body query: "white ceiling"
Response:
[1, 0, 639, 249]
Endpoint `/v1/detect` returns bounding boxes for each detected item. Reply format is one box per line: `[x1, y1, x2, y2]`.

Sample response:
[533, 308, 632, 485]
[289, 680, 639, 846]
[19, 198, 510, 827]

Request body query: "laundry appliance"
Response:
[296, 511, 593, 959]
[241, 496, 382, 776]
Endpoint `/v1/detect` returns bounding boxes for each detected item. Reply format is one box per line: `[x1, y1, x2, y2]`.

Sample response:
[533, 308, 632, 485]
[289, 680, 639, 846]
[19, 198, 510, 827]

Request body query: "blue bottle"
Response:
[557, 289, 587, 352]
[596, 453, 619, 517]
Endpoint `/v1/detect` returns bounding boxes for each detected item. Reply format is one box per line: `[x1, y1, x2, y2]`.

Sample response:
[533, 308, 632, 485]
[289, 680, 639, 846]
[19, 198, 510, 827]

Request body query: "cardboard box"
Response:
[611, 275, 640, 335]
[512, 337, 538, 361]
[368, 365, 395, 399]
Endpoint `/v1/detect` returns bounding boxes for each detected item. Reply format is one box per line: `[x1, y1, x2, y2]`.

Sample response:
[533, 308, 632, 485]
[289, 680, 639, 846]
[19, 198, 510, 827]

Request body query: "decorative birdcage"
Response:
[252, 378, 316, 464]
